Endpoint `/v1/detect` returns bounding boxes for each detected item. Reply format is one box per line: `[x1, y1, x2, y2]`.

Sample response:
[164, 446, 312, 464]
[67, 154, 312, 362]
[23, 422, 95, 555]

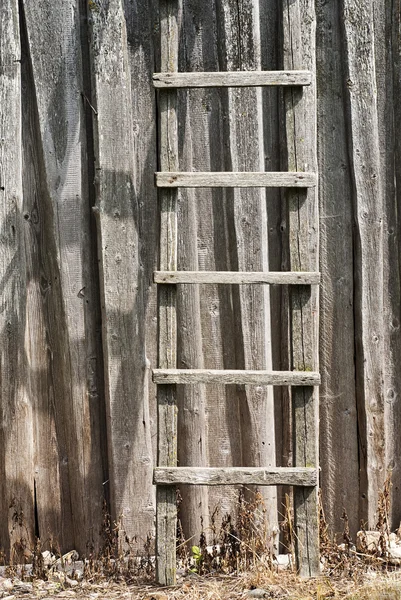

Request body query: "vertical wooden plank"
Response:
[0, 0, 35, 556]
[156, 0, 179, 585]
[259, 0, 287, 527]
[22, 0, 105, 552]
[177, 0, 226, 542]
[123, 0, 159, 512]
[216, 0, 278, 537]
[282, 0, 319, 576]
[388, 0, 401, 524]
[372, 0, 401, 527]
[88, 0, 155, 545]
[342, 0, 386, 527]
[315, 0, 359, 535]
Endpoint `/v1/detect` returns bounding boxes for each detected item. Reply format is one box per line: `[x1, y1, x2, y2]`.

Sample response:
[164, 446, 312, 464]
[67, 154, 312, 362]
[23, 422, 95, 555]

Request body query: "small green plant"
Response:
[190, 545, 202, 572]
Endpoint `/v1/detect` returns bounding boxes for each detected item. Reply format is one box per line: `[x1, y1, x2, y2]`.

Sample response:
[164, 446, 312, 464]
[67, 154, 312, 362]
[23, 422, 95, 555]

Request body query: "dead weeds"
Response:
[3, 475, 401, 599]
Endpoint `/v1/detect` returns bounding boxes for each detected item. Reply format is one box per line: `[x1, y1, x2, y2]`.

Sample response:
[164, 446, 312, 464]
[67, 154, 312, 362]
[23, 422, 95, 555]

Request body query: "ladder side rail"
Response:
[283, 0, 320, 577]
[156, 0, 179, 586]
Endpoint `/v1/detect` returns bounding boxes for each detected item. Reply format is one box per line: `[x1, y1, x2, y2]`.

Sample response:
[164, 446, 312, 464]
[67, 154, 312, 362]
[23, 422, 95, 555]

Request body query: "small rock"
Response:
[275, 554, 291, 570]
[13, 581, 33, 593]
[42, 550, 55, 567]
[1, 579, 13, 592]
[65, 576, 79, 588]
[356, 530, 381, 552]
[71, 568, 83, 580]
[247, 589, 268, 598]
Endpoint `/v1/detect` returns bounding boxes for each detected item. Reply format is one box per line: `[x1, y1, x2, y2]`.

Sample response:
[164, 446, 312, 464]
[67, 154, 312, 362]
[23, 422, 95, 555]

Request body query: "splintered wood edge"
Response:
[154, 467, 318, 486]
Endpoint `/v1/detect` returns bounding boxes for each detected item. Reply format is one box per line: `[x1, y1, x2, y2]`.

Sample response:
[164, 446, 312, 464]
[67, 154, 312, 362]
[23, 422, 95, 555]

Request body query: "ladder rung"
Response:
[154, 271, 320, 285]
[154, 466, 317, 487]
[153, 369, 320, 386]
[153, 70, 312, 88]
[156, 171, 317, 188]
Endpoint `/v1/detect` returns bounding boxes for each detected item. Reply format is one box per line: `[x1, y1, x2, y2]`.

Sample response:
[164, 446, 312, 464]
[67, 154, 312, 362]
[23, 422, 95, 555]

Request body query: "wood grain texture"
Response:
[175, 0, 225, 547]
[21, 0, 106, 553]
[0, 0, 34, 557]
[153, 70, 312, 87]
[283, 0, 320, 576]
[23, 0, 109, 553]
[123, 0, 159, 534]
[154, 467, 318, 487]
[156, 171, 317, 188]
[315, 0, 359, 536]
[155, 0, 179, 586]
[382, 0, 401, 526]
[155, 271, 320, 285]
[153, 369, 320, 385]
[214, 0, 278, 541]
[342, 0, 386, 527]
[88, 0, 154, 548]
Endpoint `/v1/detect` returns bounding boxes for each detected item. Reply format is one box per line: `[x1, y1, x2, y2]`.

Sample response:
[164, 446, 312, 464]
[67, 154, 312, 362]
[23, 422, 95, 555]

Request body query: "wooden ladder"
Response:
[153, 0, 319, 585]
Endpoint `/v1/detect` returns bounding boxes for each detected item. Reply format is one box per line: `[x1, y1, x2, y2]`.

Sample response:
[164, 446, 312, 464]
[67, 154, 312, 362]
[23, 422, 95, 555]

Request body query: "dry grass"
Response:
[2, 475, 401, 599]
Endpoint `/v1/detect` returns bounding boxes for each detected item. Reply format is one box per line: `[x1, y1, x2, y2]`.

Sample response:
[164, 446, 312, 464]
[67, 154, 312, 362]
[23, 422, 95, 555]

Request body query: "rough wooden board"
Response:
[22, 0, 106, 553]
[156, 171, 317, 188]
[381, 0, 401, 526]
[315, 0, 359, 536]
[88, 0, 154, 548]
[155, 271, 320, 285]
[153, 369, 320, 385]
[124, 0, 159, 505]
[155, 0, 179, 586]
[175, 0, 226, 544]
[154, 467, 318, 486]
[0, 0, 35, 556]
[215, 0, 278, 540]
[258, 0, 286, 523]
[153, 70, 312, 87]
[342, 0, 386, 527]
[283, 0, 320, 577]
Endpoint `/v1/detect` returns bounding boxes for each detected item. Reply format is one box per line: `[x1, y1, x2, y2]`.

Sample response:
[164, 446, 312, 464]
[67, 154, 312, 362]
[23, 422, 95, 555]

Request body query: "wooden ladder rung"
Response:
[154, 271, 320, 285]
[156, 171, 317, 188]
[154, 466, 318, 487]
[153, 369, 320, 386]
[153, 70, 312, 88]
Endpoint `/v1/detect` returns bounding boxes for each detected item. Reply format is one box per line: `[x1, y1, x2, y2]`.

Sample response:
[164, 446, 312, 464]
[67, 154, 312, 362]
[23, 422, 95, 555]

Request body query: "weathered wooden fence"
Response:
[0, 0, 400, 557]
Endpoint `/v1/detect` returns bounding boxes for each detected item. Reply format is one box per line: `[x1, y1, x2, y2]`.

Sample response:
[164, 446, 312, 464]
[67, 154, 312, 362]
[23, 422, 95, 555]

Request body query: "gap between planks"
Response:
[152, 369, 320, 385]
[153, 70, 312, 88]
[154, 467, 317, 487]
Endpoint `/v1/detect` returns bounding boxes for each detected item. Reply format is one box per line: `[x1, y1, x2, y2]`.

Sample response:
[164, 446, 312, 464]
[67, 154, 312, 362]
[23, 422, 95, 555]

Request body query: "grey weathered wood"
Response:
[0, 0, 34, 556]
[155, 271, 320, 285]
[174, 0, 224, 543]
[316, 0, 359, 537]
[153, 70, 312, 88]
[88, 0, 154, 549]
[153, 369, 320, 385]
[283, 0, 320, 577]
[214, 0, 279, 539]
[156, 171, 317, 188]
[342, 0, 386, 529]
[155, 0, 179, 587]
[154, 467, 317, 487]
[374, 0, 401, 528]
[22, 0, 107, 553]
